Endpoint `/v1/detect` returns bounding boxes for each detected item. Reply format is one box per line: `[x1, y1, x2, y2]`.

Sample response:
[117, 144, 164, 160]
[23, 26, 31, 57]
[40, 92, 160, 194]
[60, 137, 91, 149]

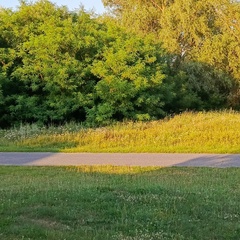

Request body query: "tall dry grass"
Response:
[1, 111, 240, 153]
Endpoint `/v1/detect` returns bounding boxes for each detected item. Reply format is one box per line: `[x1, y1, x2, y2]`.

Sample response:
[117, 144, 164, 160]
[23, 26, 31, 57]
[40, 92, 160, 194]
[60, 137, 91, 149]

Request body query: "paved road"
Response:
[0, 152, 240, 167]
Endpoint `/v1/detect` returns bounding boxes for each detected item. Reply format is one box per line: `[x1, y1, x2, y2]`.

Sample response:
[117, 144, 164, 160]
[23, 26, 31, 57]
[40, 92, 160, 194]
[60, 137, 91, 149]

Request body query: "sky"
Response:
[0, 0, 106, 14]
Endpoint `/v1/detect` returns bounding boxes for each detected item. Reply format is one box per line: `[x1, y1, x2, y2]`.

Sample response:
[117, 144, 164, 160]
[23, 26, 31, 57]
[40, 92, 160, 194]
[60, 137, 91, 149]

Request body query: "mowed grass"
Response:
[1, 111, 240, 153]
[0, 166, 240, 239]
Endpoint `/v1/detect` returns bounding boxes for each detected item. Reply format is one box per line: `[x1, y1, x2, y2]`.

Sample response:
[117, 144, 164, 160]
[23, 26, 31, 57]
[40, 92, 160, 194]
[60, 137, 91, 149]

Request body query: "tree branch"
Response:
[148, 0, 164, 11]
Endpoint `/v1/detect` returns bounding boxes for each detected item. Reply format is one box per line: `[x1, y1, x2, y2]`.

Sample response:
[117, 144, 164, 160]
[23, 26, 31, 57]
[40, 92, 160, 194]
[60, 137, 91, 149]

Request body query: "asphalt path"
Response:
[0, 152, 240, 167]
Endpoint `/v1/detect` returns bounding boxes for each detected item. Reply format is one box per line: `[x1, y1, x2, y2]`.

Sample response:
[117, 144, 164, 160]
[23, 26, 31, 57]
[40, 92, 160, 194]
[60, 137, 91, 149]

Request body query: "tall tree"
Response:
[103, 0, 240, 74]
[103, 0, 240, 107]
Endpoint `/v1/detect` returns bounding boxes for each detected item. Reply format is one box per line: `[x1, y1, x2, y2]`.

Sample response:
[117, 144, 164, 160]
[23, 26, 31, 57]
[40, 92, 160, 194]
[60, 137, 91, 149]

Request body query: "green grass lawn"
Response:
[1, 166, 240, 239]
[1, 111, 240, 153]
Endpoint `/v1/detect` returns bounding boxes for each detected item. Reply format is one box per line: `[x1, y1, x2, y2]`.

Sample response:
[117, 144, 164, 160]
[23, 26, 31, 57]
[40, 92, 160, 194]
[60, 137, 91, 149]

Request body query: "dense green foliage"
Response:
[103, 0, 240, 79]
[0, 0, 239, 127]
[103, 0, 240, 107]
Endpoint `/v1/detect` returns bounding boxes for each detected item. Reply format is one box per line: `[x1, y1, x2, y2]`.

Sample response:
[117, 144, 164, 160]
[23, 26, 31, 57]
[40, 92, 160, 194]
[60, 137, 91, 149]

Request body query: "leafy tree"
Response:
[102, 0, 165, 36]
[0, 0, 171, 127]
[103, 0, 240, 107]
[164, 62, 235, 112]
[103, 0, 239, 68]
[87, 24, 169, 125]
[0, 0, 238, 128]
[0, 1, 103, 126]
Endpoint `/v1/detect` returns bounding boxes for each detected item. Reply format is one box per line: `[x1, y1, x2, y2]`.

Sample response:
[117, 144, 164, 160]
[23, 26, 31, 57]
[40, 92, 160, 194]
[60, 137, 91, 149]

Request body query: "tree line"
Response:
[0, 0, 239, 127]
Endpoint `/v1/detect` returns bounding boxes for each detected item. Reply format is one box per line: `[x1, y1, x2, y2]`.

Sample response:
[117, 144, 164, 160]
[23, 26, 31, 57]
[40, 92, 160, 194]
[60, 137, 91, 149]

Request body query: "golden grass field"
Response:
[1, 111, 240, 153]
